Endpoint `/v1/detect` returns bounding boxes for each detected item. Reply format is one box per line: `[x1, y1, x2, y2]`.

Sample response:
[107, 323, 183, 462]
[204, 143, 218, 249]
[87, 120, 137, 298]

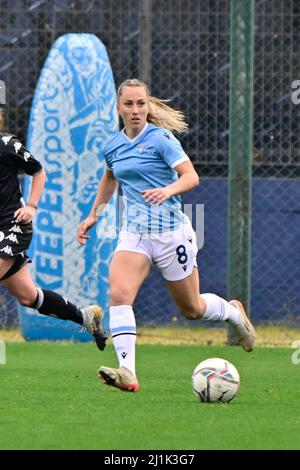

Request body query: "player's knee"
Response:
[179, 303, 204, 320]
[17, 292, 37, 307]
[110, 285, 132, 305]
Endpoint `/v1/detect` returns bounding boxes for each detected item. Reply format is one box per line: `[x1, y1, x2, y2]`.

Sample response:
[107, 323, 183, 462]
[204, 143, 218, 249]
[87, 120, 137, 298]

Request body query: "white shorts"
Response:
[115, 220, 198, 281]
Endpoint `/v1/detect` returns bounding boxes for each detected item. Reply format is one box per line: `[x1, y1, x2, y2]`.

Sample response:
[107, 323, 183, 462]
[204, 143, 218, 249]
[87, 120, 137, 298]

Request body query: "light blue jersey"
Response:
[104, 123, 189, 233]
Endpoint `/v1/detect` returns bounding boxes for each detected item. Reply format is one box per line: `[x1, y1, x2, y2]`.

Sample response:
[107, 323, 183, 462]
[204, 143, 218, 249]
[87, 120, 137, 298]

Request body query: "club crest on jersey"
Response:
[137, 144, 147, 154]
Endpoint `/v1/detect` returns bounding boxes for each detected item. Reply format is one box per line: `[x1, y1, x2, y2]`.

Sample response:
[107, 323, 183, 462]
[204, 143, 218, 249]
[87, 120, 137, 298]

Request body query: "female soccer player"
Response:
[0, 107, 106, 350]
[77, 79, 255, 392]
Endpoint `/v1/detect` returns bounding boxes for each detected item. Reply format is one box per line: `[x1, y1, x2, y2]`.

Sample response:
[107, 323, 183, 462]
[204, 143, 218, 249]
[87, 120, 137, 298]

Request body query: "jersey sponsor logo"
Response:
[1, 135, 12, 146]
[5, 233, 19, 244]
[0, 245, 13, 256]
[23, 151, 31, 162]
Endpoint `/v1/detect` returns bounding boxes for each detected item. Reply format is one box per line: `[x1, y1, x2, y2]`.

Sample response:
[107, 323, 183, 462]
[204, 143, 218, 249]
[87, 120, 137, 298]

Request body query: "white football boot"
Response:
[81, 305, 107, 351]
[229, 300, 256, 352]
[98, 366, 140, 392]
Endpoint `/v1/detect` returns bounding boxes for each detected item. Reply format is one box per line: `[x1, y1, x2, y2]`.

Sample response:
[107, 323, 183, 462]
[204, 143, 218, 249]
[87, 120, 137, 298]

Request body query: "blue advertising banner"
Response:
[19, 34, 118, 341]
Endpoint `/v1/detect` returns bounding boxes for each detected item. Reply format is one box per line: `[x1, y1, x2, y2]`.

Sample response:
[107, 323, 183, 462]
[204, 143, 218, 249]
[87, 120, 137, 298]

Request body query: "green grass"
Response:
[0, 342, 300, 450]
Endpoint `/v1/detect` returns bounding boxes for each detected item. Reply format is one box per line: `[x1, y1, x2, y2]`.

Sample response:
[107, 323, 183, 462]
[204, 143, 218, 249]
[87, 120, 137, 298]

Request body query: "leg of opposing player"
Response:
[1, 262, 107, 351]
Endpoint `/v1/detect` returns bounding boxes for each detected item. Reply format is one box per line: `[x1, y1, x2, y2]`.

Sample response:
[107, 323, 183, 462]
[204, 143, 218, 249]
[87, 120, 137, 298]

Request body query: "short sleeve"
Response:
[102, 140, 113, 171]
[104, 152, 113, 171]
[156, 130, 188, 168]
[2, 135, 42, 175]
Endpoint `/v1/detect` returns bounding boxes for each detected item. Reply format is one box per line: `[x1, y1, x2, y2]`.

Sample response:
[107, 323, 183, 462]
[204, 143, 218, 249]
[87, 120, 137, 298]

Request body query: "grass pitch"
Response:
[0, 342, 299, 450]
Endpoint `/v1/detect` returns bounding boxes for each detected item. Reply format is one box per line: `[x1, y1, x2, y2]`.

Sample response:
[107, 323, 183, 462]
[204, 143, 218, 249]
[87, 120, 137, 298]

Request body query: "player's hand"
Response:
[14, 205, 36, 223]
[77, 214, 98, 245]
[141, 187, 172, 205]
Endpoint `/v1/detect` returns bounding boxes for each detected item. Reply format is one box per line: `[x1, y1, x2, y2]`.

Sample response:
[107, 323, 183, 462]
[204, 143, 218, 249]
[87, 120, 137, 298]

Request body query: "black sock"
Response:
[35, 289, 83, 325]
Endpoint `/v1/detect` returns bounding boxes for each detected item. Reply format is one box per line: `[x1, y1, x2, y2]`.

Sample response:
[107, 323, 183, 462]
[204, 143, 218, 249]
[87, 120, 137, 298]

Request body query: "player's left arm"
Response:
[142, 160, 199, 205]
[14, 168, 46, 223]
[3, 135, 46, 223]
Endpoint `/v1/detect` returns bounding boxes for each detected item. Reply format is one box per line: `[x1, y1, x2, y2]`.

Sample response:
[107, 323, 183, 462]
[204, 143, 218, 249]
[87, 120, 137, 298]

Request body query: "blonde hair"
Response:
[0, 108, 4, 132]
[117, 79, 188, 134]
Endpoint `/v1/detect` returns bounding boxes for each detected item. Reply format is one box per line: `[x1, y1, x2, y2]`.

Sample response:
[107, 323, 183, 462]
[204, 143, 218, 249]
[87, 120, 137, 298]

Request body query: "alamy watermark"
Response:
[0, 340, 6, 364]
[291, 340, 300, 365]
[95, 196, 205, 249]
[0, 80, 6, 106]
[291, 80, 300, 104]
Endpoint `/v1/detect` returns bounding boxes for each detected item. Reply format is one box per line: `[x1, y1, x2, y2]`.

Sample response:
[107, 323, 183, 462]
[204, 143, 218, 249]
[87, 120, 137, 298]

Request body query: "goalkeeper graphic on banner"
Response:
[77, 79, 256, 392]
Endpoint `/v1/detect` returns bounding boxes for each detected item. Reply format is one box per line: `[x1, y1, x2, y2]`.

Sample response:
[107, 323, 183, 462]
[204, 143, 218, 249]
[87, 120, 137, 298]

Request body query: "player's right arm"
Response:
[77, 169, 118, 244]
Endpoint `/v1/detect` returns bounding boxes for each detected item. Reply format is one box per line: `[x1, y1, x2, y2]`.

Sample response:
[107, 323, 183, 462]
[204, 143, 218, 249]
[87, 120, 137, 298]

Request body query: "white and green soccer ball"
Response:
[192, 357, 240, 403]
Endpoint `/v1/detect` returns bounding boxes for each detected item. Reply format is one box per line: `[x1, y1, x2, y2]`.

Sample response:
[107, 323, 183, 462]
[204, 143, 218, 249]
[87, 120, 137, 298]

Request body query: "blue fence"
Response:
[134, 178, 300, 325]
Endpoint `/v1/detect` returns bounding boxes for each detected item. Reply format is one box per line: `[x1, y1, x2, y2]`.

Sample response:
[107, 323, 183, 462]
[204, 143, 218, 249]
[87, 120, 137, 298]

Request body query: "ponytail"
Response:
[117, 78, 188, 134]
[148, 96, 188, 133]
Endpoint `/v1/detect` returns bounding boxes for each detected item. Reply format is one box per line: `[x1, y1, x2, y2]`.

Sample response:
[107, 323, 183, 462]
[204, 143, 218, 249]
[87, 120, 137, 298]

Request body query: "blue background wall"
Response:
[134, 178, 300, 325]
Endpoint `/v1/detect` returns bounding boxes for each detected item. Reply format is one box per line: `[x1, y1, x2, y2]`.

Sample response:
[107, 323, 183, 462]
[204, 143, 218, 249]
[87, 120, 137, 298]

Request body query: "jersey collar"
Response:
[122, 122, 149, 143]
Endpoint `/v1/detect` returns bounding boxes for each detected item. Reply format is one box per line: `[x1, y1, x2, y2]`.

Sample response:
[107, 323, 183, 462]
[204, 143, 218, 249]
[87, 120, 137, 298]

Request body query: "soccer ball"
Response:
[192, 357, 240, 403]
